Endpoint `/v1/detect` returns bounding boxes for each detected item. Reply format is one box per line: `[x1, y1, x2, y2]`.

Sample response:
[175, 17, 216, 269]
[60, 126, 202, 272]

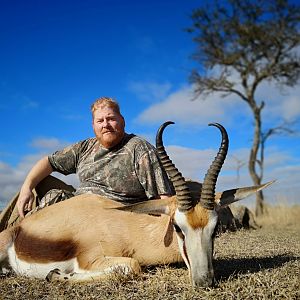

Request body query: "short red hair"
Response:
[91, 97, 121, 117]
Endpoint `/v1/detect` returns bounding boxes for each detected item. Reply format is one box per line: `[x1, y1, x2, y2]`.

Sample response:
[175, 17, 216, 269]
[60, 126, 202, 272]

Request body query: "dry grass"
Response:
[1, 205, 299, 300]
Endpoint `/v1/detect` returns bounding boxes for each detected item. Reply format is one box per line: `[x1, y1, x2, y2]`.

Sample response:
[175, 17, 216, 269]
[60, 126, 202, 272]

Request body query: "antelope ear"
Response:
[215, 180, 275, 207]
[110, 197, 175, 216]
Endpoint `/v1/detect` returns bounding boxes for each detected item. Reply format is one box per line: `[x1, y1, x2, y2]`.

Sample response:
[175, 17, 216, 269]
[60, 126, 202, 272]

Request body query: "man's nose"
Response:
[102, 119, 109, 127]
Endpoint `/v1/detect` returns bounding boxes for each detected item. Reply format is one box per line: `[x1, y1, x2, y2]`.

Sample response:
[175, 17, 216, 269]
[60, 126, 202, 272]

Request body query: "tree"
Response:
[186, 0, 300, 216]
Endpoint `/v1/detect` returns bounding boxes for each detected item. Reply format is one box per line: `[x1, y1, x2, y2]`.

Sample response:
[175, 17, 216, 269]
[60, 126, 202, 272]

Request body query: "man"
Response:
[1, 97, 173, 229]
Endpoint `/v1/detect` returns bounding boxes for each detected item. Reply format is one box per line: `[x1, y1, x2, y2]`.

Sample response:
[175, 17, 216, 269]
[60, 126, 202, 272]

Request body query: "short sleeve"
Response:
[48, 140, 87, 175]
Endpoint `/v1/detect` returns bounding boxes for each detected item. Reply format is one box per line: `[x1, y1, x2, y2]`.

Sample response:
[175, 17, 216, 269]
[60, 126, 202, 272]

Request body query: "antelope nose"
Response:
[193, 275, 214, 288]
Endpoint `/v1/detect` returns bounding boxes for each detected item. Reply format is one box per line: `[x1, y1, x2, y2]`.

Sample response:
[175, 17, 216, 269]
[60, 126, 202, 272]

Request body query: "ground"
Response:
[0, 205, 299, 300]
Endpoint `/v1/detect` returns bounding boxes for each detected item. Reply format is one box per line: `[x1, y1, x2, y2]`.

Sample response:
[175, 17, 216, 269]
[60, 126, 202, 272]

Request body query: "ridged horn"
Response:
[156, 121, 195, 212]
[199, 123, 229, 210]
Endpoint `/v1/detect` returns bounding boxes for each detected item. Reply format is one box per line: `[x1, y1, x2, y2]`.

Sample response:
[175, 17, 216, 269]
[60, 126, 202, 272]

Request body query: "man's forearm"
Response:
[21, 156, 54, 191]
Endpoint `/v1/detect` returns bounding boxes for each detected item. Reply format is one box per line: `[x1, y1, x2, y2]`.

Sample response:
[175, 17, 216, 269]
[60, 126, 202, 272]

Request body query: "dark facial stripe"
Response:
[183, 241, 190, 266]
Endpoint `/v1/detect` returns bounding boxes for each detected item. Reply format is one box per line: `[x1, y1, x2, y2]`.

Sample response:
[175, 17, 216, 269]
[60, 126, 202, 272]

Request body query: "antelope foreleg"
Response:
[46, 257, 141, 282]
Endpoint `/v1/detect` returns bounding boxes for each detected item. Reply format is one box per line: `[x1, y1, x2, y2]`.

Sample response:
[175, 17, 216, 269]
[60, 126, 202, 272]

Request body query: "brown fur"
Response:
[10, 195, 182, 269]
[14, 226, 78, 263]
[186, 205, 209, 229]
[0, 227, 14, 253]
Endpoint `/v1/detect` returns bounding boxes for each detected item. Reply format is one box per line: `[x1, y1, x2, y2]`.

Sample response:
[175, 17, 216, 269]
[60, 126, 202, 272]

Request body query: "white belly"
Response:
[8, 245, 77, 279]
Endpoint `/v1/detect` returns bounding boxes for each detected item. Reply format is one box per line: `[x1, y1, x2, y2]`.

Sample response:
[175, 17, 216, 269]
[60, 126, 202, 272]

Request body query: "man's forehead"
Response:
[94, 107, 119, 118]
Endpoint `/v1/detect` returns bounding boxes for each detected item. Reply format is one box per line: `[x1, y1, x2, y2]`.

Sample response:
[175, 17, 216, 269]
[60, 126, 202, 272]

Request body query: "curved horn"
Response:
[199, 123, 229, 210]
[156, 121, 194, 212]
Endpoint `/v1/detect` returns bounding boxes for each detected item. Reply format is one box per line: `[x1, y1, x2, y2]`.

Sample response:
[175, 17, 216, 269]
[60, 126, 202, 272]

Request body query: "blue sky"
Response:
[0, 0, 299, 209]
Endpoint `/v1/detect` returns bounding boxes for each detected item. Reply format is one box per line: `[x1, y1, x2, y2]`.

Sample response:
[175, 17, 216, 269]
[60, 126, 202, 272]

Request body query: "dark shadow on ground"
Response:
[141, 254, 299, 284]
[214, 254, 299, 282]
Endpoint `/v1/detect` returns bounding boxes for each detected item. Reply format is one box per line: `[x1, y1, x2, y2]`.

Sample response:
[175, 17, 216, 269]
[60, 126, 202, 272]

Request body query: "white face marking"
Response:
[173, 210, 191, 269]
[174, 210, 189, 233]
[174, 209, 218, 287]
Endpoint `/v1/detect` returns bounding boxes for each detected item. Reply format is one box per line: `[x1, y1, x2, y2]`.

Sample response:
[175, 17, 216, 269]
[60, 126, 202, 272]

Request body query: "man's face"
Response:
[92, 107, 125, 149]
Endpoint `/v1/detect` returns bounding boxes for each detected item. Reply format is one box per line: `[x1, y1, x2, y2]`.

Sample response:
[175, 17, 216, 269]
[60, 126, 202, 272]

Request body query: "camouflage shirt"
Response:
[48, 133, 173, 204]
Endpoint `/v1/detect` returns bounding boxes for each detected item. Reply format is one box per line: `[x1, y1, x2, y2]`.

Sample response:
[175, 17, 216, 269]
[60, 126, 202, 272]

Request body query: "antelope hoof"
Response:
[46, 268, 61, 282]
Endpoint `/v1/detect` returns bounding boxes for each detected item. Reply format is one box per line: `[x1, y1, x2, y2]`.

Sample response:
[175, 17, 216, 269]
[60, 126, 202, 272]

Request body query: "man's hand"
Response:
[17, 188, 35, 218]
[15, 156, 54, 218]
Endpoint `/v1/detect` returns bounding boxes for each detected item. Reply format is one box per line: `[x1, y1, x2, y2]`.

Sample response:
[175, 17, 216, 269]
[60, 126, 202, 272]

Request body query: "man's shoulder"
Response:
[82, 137, 98, 146]
[73, 137, 98, 152]
[122, 134, 158, 160]
[125, 134, 154, 149]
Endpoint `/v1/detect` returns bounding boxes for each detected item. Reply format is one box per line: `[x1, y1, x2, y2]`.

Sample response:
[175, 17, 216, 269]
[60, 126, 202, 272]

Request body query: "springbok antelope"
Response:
[0, 122, 273, 287]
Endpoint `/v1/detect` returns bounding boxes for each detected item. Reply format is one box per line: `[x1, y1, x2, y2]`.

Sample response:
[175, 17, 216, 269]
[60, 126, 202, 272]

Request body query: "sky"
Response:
[0, 0, 299, 210]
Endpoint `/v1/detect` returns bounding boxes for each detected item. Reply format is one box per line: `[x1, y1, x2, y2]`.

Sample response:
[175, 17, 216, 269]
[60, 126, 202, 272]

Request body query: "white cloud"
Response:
[253, 81, 300, 123]
[165, 145, 218, 180]
[30, 138, 69, 151]
[0, 155, 42, 209]
[136, 85, 244, 125]
[281, 95, 300, 121]
[135, 78, 300, 127]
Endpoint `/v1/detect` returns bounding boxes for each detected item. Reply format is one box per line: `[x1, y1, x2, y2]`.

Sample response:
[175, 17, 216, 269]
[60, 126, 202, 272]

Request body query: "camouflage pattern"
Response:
[49, 133, 173, 204]
[27, 189, 75, 216]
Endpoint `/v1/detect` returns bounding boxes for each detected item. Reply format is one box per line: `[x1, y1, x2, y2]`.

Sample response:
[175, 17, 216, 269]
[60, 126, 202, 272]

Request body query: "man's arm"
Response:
[17, 156, 53, 218]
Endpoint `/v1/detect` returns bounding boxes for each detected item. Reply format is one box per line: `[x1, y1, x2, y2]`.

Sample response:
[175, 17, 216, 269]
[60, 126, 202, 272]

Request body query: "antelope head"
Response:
[156, 121, 227, 287]
[117, 121, 273, 287]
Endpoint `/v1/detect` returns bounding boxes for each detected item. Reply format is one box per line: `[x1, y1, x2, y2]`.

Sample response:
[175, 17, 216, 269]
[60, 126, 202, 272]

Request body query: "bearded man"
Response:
[0, 97, 173, 230]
